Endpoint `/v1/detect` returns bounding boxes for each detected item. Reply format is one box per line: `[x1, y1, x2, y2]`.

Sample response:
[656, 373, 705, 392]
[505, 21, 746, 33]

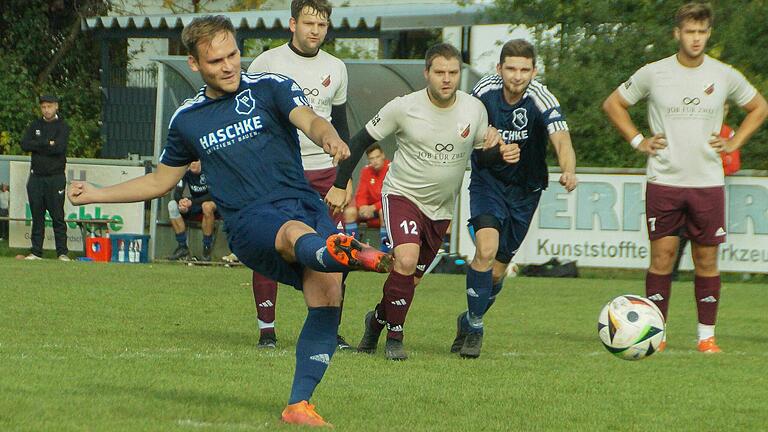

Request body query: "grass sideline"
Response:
[1, 257, 767, 431]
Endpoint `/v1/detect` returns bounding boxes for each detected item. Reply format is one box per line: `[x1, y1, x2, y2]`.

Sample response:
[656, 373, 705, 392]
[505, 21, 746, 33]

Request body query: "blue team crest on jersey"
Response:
[235, 89, 256, 115]
[512, 108, 528, 130]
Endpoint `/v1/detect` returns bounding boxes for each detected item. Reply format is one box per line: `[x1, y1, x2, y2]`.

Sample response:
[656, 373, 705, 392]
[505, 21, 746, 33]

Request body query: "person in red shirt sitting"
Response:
[343, 144, 391, 251]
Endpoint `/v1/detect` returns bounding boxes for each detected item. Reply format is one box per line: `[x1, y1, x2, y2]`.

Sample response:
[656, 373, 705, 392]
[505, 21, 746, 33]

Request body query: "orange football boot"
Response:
[326, 234, 393, 273]
[657, 340, 667, 353]
[697, 336, 722, 353]
[281, 401, 333, 428]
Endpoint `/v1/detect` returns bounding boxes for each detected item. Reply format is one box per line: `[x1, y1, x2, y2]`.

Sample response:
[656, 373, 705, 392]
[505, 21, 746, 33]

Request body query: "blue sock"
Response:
[466, 267, 492, 334]
[484, 280, 504, 313]
[379, 228, 390, 252]
[294, 233, 349, 273]
[175, 232, 187, 247]
[289, 307, 340, 404]
[202, 235, 213, 248]
[345, 222, 359, 239]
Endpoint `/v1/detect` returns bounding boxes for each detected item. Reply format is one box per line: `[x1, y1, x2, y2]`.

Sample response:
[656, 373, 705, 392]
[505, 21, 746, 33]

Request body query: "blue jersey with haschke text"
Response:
[471, 75, 568, 191]
[160, 71, 316, 218]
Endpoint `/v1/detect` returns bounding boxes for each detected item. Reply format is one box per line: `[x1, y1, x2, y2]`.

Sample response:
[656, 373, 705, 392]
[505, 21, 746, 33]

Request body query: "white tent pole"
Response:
[148, 62, 166, 261]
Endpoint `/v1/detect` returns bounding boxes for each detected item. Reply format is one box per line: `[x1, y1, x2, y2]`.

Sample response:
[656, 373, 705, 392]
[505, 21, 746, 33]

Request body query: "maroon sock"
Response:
[694, 275, 721, 325]
[382, 271, 415, 341]
[646, 272, 672, 321]
[252, 272, 278, 334]
[371, 302, 387, 333]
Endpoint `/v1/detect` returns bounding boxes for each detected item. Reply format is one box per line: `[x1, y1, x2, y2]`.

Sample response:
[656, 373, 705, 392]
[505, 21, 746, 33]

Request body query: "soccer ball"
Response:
[598, 295, 665, 360]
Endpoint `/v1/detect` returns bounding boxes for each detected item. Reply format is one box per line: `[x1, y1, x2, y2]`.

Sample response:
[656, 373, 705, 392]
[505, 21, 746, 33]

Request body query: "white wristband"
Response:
[629, 133, 644, 149]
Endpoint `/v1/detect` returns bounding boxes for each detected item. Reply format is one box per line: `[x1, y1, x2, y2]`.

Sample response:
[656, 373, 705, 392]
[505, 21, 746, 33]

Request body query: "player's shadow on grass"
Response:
[167, 329, 255, 348]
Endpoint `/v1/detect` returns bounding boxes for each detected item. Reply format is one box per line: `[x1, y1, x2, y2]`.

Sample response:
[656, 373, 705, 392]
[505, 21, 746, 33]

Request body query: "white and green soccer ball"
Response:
[598, 294, 665, 360]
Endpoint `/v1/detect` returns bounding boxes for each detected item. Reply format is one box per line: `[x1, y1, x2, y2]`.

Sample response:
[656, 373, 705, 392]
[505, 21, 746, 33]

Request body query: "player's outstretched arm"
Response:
[289, 106, 350, 166]
[68, 163, 188, 206]
[550, 130, 578, 192]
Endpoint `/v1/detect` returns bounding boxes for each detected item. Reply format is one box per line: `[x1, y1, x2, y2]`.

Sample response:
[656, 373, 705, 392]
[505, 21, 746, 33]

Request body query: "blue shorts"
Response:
[183, 203, 220, 220]
[468, 176, 541, 264]
[225, 196, 336, 290]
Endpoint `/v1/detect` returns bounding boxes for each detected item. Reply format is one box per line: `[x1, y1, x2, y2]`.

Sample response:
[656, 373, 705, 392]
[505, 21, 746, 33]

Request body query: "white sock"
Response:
[258, 319, 275, 330]
[697, 323, 715, 341]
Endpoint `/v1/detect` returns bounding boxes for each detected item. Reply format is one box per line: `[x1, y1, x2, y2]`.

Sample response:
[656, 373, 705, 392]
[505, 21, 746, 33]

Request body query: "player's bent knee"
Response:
[343, 207, 358, 223]
[202, 201, 216, 214]
[394, 254, 419, 275]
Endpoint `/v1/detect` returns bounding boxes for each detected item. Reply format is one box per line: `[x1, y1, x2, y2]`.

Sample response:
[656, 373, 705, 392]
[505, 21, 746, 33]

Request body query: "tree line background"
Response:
[1, 0, 766, 168]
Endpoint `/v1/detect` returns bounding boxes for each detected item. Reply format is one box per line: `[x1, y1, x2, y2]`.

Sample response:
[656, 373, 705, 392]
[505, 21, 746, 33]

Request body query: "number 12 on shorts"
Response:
[400, 220, 419, 235]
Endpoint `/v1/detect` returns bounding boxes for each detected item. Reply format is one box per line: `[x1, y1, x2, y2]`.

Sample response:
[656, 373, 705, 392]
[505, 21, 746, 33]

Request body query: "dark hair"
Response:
[425, 43, 462, 70]
[291, 0, 332, 21]
[499, 39, 536, 67]
[182, 15, 236, 58]
[366, 143, 383, 156]
[675, 2, 713, 28]
[39, 94, 59, 103]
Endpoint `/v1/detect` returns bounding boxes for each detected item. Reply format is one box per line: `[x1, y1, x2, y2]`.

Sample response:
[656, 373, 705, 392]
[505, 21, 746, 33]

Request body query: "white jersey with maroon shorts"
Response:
[617, 54, 757, 244]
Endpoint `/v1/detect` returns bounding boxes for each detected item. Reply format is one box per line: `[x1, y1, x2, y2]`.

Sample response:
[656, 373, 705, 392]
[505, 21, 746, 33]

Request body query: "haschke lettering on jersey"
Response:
[199, 116, 263, 152]
[500, 129, 529, 143]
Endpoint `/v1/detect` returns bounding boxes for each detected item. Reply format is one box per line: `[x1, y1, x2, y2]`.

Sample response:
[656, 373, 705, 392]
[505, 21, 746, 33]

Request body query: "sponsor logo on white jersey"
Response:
[466, 288, 479, 298]
[699, 296, 718, 303]
[310, 353, 330, 365]
[391, 299, 407, 306]
[647, 294, 665, 302]
[258, 300, 274, 308]
[715, 227, 726, 237]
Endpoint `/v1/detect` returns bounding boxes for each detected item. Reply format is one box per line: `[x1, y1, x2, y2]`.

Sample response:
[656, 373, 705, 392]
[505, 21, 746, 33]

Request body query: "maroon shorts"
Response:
[304, 167, 344, 231]
[382, 194, 450, 277]
[645, 183, 726, 245]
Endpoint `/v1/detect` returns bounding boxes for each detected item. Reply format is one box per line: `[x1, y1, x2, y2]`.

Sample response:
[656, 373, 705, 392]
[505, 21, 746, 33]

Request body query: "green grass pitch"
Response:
[1, 258, 767, 431]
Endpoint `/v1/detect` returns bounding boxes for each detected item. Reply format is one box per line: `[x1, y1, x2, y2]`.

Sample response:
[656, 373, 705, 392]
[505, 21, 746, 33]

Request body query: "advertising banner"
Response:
[458, 172, 768, 273]
[9, 162, 146, 252]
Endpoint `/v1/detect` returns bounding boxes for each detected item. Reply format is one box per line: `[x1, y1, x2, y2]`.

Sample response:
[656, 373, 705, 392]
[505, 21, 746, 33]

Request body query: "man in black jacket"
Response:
[21, 95, 70, 260]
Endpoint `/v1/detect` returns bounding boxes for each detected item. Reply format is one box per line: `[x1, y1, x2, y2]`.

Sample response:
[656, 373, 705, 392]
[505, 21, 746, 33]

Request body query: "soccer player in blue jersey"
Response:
[68, 15, 392, 427]
[451, 39, 578, 358]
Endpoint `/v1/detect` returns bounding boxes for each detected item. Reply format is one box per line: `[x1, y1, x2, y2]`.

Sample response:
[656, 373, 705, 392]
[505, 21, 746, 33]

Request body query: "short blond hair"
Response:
[182, 15, 236, 58]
